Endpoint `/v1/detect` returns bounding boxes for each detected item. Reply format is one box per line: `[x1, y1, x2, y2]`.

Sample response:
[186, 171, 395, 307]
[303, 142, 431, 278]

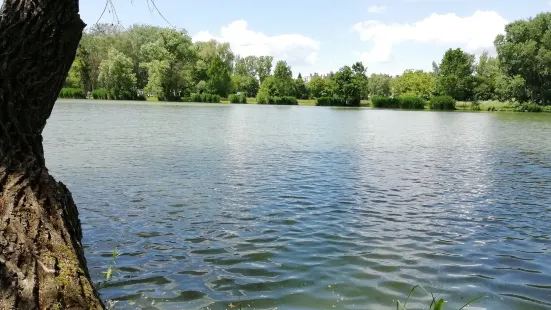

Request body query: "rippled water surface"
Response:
[44, 100, 551, 309]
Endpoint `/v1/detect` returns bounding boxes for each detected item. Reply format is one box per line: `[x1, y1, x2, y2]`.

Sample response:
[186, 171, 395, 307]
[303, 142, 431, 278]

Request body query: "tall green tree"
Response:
[273, 60, 296, 96]
[234, 55, 258, 77]
[352, 62, 369, 99]
[80, 23, 126, 90]
[194, 40, 235, 95]
[295, 73, 309, 99]
[392, 69, 436, 100]
[98, 48, 137, 99]
[368, 73, 393, 97]
[437, 48, 476, 101]
[333, 65, 361, 106]
[256, 56, 274, 83]
[231, 74, 259, 97]
[65, 45, 92, 92]
[257, 76, 278, 103]
[495, 12, 551, 104]
[307, 76, 333, 98]
[207, 56, 232, 97]
[495, 74, 529, 102]
[474, 51, 500, 101]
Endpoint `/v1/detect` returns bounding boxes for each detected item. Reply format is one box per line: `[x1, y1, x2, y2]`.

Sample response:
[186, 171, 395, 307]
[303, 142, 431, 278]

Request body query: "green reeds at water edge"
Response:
[396, 285, 486, 310]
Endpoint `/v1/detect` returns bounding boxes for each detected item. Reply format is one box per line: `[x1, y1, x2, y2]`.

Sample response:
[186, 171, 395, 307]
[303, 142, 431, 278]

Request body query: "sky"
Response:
[78, 0, 551, 76]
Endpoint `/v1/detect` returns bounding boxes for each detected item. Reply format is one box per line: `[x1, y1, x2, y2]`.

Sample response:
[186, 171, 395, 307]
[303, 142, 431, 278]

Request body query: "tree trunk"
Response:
[0, 0, 104, 309]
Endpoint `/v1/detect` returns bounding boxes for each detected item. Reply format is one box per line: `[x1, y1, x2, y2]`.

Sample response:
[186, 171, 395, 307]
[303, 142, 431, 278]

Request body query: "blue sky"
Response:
[79, 0, 551, 76]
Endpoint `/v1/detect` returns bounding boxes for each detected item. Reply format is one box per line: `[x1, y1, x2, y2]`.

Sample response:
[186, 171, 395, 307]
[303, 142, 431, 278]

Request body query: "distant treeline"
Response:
[63, 12, 551, 108]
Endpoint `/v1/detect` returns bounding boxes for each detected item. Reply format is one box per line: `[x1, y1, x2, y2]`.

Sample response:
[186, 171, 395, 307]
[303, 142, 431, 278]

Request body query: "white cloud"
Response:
[352, 10, 508, 63]
[368, 5, 386, 13]
[193, 20, 320, 66]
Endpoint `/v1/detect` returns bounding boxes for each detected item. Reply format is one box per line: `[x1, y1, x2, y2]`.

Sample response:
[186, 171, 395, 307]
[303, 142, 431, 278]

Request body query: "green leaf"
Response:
[432, 298, 444, 310]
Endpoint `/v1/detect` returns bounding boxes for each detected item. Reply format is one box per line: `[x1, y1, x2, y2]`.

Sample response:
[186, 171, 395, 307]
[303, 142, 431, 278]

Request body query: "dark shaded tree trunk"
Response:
[0, 0, 104, 309]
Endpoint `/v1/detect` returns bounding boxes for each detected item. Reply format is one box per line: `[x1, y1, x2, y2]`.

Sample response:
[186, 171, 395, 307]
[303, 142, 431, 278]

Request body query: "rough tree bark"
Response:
[0, 0, 104, 309]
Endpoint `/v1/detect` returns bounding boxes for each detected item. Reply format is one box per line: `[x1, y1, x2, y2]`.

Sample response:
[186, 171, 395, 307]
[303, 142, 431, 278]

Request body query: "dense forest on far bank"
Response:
[62, 12, 551, 109]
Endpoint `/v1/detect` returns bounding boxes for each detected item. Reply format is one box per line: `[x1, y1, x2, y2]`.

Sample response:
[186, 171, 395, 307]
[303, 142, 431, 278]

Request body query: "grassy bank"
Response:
[455, 100, 516, 111]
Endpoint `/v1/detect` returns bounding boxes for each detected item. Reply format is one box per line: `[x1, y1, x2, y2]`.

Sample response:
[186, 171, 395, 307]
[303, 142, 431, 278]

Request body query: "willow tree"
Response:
[0, 0, 104, 308]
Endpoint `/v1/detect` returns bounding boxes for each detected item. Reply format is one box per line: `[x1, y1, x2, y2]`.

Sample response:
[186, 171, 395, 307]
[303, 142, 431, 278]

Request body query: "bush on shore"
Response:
[397, 95, 425, 109]
[229, 94, 247, 104]
[258, 96, 298, 105]
[371, 96, 425, 109]
[517, 103, 543, 112]
[316, 97, 346, 106]
[429, 96, 456, 110]
[59, 88, 86, 99]
[91, 88, 109, 100]
[190, 93, 221, 103]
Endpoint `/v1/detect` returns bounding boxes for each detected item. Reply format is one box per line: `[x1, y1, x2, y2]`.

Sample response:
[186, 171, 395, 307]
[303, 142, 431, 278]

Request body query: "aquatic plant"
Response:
[396, 285, 485, 310]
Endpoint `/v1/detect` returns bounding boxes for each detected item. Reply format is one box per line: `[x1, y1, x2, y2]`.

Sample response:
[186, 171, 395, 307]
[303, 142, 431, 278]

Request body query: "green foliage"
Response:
[495, 74, 529, 103]
[495, 12, 551, 104]
[59, 88, 86, 99]
[295, 74, 309, 99]
[471, 100, 482, 111]
[234, 55, 258, 77]
[98, 48, 137, 100]
[91, 88, 110, 100]
[392, 70, 436, 100]
[65, 45, 92, 91]
[371, 96, 425, 109]
[228, 94, 247, 104]
[517, 103, 543, 112]
[273, 60, 296, 97]
[207, 56, 232, 97]
[96, 247, 119, 290]
[316, 97, 346, 106]
[352, 62, 370, 99]
[333, 65, 362, 106]
[398, 95, 426, 109]
[256, 76, 278, 104]
[257, 95, 298, 105]
[369, 73, 393, 97]
[231, 75, 259, 97]
[307, 76, 335, 98]
[437, 48, 476, 101]
[190, 93, 220, 103]
[429, 96, 456, 110]
[264, 96, 298, 105]
[372, 96, 400, 109]
[395, 285, 485, 310]
[474, 51, 500, 101]
[141, 59, 170, 100]
[256, 56, 273, 83]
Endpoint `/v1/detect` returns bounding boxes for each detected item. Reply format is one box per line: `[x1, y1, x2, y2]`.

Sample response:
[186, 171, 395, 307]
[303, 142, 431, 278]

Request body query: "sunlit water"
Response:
[44, 100, 551, 309]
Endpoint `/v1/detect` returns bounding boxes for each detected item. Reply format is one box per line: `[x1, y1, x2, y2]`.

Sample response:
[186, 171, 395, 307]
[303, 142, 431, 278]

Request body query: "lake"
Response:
[44, 100, 551, 309]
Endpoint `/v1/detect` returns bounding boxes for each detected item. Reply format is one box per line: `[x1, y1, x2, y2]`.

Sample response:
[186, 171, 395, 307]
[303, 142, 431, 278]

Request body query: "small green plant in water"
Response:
[396, 285, 485, 310]
[96, 247, 119, 290]
[228, 302, 243, 309]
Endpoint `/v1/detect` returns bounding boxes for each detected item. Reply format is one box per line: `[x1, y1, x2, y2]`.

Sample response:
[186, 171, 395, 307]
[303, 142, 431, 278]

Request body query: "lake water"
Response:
[44, 100, 551, 309]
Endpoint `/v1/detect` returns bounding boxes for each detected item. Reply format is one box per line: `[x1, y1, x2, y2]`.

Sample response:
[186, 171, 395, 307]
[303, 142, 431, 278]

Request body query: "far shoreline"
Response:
[56, 98, 551, 114]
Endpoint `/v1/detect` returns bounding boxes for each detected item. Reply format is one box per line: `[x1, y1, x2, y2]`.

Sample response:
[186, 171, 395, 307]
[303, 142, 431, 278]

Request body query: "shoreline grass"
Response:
[60, 97, 551, 113]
